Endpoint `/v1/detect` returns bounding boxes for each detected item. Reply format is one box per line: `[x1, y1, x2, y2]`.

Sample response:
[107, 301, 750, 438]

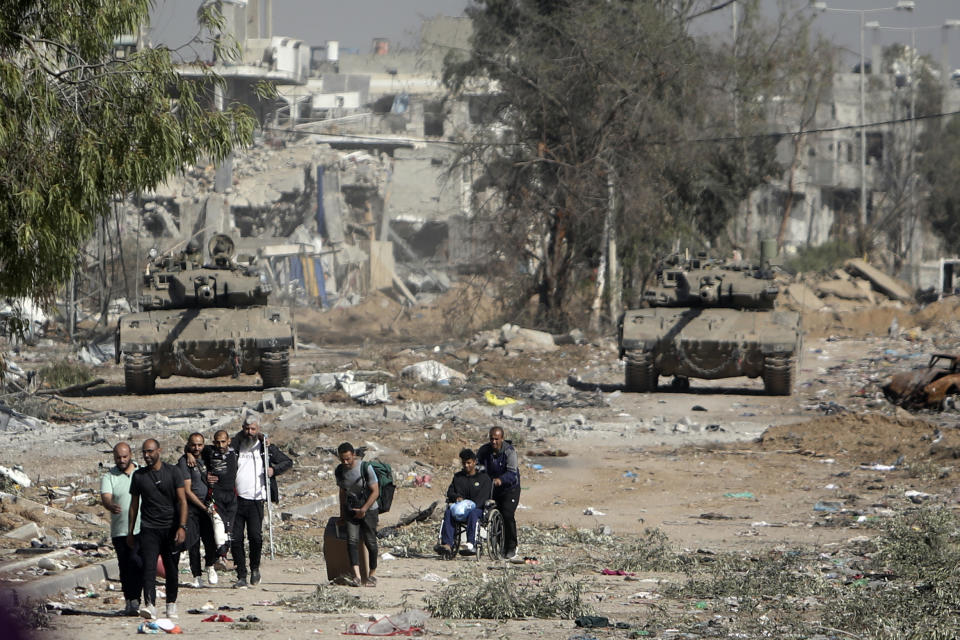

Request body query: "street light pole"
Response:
[859, 10, 867, 229]
[810, 1, 914, 231]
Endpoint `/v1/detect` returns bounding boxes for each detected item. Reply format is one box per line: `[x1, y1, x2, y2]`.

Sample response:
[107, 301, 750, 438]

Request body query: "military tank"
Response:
[115, 234, 295, 394]
[618, 252, 800, 395]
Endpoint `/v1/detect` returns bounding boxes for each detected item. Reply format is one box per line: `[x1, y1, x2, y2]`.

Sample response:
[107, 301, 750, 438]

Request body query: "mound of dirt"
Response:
[798, 296, 960, 340]
[753, 412, 960, 464]
[296, 282, 502, 346]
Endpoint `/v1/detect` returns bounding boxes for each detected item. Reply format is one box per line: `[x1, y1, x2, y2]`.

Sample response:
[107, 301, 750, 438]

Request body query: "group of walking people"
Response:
[101, 420, 521, 614]
[99, 412, 291, 619]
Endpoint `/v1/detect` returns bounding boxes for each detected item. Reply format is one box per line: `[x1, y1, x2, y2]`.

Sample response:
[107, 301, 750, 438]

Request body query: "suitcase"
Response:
[322, 517, 369, 584]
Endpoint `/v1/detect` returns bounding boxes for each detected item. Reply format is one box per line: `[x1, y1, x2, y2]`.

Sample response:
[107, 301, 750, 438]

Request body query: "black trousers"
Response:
[112, 535, 143, 602]
[231, 497, 263, 578]
[138, 526, 180, 606]
[187, 506, 218, 576]
[494, 485, 521, 555]
[345, 510, 379, 571]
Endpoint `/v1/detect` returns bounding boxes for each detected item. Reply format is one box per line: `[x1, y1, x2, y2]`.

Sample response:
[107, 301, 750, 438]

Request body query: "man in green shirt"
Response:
[99, 442, 142, 616]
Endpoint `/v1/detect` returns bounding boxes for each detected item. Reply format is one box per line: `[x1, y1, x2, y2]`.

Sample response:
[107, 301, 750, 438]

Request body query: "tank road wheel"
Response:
[763, 355, 795, 396]
[124, 353, 156, 395]
[260, 349, 290, 389]
[484, 509, 505, 560]
[624, 350, 658, 392]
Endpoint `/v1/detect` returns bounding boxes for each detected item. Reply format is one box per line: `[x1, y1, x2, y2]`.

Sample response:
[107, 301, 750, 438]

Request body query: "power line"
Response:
[262, 107, 960, 148]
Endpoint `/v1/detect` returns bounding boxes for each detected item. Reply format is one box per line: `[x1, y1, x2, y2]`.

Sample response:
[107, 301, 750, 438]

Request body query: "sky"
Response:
[149, 1, 960, 71]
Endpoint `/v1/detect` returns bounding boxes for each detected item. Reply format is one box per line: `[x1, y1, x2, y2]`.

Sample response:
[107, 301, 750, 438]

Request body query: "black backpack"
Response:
[361, 459, 396, 514]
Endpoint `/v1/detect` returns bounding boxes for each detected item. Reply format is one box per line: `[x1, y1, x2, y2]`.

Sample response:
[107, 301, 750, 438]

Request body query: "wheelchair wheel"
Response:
[484, 509, 505, 560]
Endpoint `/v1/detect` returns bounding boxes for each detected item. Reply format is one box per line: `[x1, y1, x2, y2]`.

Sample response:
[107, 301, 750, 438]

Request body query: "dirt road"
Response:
[3, 308, 959, 638]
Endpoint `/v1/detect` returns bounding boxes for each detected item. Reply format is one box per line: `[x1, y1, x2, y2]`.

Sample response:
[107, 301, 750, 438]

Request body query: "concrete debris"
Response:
[816, 278, 875, 303]
[304, 372, 338, 392]
[469, 324, 568, 353]
[782, 282, 824, 311]
[0, 464, 32, 487]
[0, 405, 48, 433]
[400, 360, 466, 385]
[499, 324, 558, 353]
[326, 371, 391, 405]
[4, 521, 43, 541]
[844, 258, 913, 303]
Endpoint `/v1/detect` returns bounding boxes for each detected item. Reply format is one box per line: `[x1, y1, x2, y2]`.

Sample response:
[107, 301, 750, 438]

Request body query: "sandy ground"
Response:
[3, 292, 960, 638]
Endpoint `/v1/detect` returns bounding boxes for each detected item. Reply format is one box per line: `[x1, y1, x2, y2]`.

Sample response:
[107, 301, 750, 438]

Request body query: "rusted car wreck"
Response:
[882, 353, 960, 410]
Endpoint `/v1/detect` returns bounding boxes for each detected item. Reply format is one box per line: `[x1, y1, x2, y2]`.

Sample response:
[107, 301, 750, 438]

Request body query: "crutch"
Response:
[263, 433, 275, 560]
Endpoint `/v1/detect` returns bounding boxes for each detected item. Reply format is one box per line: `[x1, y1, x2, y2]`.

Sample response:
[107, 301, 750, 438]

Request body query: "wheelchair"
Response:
[435, 499, 505, 561]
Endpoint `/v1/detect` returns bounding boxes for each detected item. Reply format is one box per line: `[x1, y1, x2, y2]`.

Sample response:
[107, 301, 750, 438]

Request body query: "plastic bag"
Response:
[449, 500, 476, 522]
[344, 609, 428, 636]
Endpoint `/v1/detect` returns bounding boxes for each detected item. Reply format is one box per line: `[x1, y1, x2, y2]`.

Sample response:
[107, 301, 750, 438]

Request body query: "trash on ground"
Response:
[344, 609, 428, 636]
[484, 390, 516, 406]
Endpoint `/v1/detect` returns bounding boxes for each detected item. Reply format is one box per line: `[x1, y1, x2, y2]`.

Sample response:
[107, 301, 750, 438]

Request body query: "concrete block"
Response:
[4, 522, 42, 541]
[260, 393, 277, 413]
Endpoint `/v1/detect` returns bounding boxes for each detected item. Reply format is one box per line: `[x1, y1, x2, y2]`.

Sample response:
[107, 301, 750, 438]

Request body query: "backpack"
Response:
[361, 459, 396, 514]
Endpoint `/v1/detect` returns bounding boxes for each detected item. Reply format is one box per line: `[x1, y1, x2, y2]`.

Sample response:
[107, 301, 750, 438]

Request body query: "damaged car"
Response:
[882, 353, 960, 410]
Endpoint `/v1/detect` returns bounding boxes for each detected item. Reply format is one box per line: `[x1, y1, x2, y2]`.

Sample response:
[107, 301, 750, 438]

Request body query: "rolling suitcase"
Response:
[323, 516, 369, 584]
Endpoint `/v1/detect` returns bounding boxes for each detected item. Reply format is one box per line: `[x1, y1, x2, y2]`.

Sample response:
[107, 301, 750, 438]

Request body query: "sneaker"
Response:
[250, 570, 261, 585]
[233, 578, 248, 589]
[138, 602, 157, 620]
[207, 565, 219, 585]
[187, 576, 201, 588]
[463, 542, 476, 554]
[165, 603, 178, 619]
[505, 548, 517, 559]
[124, 599, 140, 616]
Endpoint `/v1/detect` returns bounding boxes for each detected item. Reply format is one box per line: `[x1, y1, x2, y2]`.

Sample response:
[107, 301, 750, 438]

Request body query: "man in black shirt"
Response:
[437, 448, 492, 555]
[128, 439, 187, 620]
[177, 433, 219, 587]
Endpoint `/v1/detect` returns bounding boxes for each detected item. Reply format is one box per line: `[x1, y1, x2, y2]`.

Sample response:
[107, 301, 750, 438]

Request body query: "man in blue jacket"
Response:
[476, 427, 521, 559]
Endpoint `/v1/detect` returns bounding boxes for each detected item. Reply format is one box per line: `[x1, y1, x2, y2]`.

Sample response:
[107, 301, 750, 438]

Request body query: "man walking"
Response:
[99, 442, 142, 616]
[335, 442, 380, 587]
[477, 427, 521, 560]
[128, 439, 188, 620]
[177, 433, 219, 587]
[230, 413, 292, 588]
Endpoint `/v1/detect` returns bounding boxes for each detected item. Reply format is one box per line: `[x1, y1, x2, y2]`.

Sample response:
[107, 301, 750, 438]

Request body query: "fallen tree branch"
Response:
[36, 377, 104, 396]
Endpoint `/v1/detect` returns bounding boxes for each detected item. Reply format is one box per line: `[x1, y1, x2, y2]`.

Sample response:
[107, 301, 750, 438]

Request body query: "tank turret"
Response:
[642, 253, 780, 310]
[139, 235, 273, 310]
[618, 251, 801, 395]
[115, 234, 295, 394]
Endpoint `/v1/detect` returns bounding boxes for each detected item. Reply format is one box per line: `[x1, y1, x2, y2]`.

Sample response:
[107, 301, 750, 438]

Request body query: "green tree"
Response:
[443, 0, 803, 329]
[920, 115, 960, 249]
[0, 1, 256, 300]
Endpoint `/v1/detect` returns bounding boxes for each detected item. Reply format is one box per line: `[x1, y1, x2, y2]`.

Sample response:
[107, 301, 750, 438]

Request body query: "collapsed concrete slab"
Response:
[845, 258, 913, 303]
[816, 278, 875, 302]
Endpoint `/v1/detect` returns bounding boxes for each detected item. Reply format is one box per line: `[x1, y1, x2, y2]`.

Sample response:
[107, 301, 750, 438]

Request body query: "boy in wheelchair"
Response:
[435, 448, 492, 558]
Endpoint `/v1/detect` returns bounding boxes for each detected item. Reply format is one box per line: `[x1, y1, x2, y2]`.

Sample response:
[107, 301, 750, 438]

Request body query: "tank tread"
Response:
[763, 354, 795, 396]
[624, 349, 658, 392]
[124, 353, 156, 395]
[260, 348, 290, 389]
